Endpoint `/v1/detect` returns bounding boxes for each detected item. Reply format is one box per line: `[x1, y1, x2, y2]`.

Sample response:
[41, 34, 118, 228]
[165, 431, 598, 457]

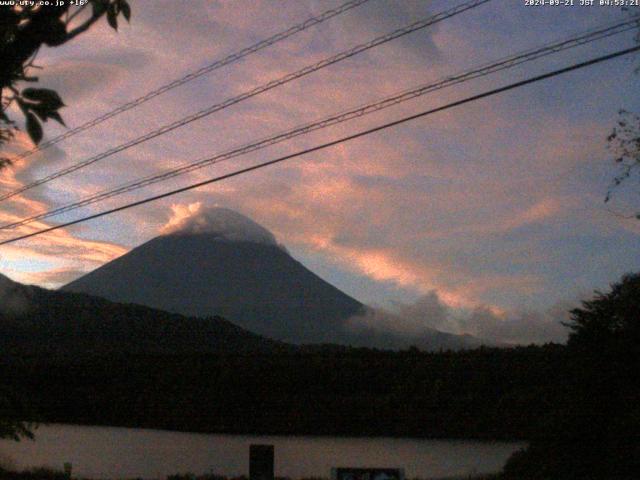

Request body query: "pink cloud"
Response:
[1, 0, 635, 316]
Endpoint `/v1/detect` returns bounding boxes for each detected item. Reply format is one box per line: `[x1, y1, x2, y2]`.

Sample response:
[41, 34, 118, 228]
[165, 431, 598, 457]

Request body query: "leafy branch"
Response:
[605, 110, 640, 219]
[0, 0, 131, 167]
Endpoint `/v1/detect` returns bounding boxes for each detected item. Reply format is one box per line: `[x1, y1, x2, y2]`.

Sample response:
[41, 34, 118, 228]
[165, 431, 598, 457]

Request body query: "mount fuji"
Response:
[63, 207, 481, 349]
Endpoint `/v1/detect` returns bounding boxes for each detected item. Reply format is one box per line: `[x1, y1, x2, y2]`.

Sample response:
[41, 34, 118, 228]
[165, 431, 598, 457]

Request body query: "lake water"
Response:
[0, 424, 524, 479]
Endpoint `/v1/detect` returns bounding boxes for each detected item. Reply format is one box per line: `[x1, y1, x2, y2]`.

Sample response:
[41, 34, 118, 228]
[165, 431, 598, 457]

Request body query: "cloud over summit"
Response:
[161, 203, 280, 247]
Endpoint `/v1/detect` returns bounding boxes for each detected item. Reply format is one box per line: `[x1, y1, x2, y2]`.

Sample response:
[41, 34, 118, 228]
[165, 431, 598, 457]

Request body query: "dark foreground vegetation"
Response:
[1, 273, 639, 479]
[0, 468, 69, 480]
[0, 468, 496, 480]
[0, 275, 286, 356]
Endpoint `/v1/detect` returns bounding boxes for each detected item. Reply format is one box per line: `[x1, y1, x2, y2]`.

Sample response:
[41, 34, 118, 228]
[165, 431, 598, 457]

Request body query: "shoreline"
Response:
[21, 422, 528, 444]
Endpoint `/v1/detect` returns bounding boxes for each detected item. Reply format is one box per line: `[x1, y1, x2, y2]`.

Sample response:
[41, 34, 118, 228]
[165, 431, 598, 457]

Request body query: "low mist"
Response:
[348, 290, 571, 346]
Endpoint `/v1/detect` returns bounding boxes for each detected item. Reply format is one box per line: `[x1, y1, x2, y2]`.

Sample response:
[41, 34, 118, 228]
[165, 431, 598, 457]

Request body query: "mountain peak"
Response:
[165, 207, 279, 247]
[63, 208, 480, 350]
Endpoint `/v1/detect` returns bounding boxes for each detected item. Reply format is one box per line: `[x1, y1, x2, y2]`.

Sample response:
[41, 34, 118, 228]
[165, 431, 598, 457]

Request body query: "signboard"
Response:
[332, 468, 405, 480]
[249, 444, 274, 480]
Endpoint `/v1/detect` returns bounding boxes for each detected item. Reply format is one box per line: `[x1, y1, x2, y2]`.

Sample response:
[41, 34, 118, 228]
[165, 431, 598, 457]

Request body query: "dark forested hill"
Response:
[0, 273, 285, 356]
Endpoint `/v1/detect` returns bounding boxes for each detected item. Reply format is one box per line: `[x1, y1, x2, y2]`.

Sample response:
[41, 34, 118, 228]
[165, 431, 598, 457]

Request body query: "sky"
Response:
[1, 0, 639, 344]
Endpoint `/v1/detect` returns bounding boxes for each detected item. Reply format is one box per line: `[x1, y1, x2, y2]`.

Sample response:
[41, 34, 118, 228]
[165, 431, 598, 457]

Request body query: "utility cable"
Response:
[2, 44, 637, 246]
[8, 0, 373, 162]
[1, 16, 636, 230]
[0, 0, 491, 202]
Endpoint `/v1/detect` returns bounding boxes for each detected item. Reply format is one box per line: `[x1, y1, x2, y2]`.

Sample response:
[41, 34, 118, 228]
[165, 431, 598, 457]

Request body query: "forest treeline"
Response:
[0, 344, 572, 440]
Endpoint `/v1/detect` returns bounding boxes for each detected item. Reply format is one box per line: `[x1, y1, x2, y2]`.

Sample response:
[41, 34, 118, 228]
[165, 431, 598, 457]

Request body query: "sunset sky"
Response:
[1, 0, 639, 344]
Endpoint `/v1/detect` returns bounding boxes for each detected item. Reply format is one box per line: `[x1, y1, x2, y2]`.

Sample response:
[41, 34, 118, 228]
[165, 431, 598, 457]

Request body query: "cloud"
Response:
[347, 291, 450, 338]
[159, 201, 203, 234]
[1, 0, 637, 320]
[0, 128, 128, 289]
[459, 303, 570, 345]
[159, 204, 281, 248]
[0, 176, 128, 287]
[14, 266, 90, 287]
[38, 59, 139, 104]
[348, 289, 570, 345]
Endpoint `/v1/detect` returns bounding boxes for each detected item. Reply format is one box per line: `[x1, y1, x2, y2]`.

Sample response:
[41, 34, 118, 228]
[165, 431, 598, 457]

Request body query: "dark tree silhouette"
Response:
[0, 389, 34, 441]
[605, 10, 640, 218]
[606, 111, 640, 219]
[0, 0, 130, 441]
[0, 0, 131, 168]
[502, 273, 640, 479]
[565, 272, 640, 351]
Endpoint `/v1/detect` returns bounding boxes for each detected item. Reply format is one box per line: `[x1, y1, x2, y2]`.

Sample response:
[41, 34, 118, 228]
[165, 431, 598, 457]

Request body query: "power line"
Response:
[2, 44, 638, 247]
[8, 0, 373, 162]
[0, 0, 491, 202]
[2, 17, 636, 231]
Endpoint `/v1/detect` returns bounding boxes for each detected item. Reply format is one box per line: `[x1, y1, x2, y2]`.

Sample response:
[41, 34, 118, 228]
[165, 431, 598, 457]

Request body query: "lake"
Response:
[0, 424, 524, 479]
